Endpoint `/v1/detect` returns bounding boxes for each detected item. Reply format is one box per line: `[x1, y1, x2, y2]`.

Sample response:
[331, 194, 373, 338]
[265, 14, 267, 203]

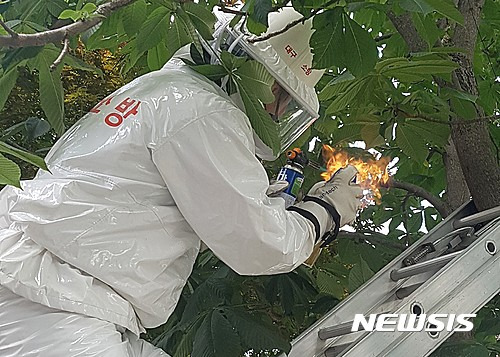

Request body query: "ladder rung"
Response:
[395, 283, 422, 299]
[325, 343, 350, 357]
[318, 313, 388, 340]
[390, 250, 462, 281]
[318, 320, 356, 340]
[454, 205, 500, 228]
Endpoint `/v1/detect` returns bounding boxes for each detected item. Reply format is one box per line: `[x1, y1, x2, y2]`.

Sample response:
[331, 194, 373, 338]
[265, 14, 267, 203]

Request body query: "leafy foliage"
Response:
[0, 0, 499, 356]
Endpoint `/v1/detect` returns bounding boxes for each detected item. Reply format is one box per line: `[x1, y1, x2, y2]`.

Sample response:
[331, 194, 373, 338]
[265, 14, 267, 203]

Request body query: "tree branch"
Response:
[247, 15, 307, 43]
[50, 37, 70, 71]
[386, 11, 427, 52]
[247, 0, 338, 44]
[375, 33, 393, 42]
[217, 4, 247, 16]
[383, 178, 450, 218]
[337, 231, 405, 251]
[396, 108, 499, 126]
[0, 0, 136, 48]
[0, 19, 18, 38]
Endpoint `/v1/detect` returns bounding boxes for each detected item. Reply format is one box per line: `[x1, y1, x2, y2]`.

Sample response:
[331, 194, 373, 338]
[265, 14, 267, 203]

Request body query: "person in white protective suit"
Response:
[0, 7, 363, 357]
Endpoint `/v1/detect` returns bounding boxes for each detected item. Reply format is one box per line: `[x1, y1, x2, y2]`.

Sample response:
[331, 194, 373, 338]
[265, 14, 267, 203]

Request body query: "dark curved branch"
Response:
[0, 19, 18, 38]
[50, 37, 69, 71]
[217, 4, 247, 16]
[383, 178, 450, 218]
[0, 0, 136, 48]
[375, 33, 393, 42]
[247, 16, 306, 43]
[247, 0, 338, 44]
[337, 231, 405, 251]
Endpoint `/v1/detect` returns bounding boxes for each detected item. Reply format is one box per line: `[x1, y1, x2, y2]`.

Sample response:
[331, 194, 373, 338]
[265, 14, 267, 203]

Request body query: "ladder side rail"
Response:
[339, 221, 500, 357]
[283, 201, 476, 357]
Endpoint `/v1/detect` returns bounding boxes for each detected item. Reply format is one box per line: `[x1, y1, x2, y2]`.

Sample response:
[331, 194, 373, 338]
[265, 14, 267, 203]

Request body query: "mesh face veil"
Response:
[209, 8, 324, 159]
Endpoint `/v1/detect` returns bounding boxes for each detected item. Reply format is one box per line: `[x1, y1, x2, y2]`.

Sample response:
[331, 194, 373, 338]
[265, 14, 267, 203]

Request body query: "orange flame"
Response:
[321, 145, 390, 203]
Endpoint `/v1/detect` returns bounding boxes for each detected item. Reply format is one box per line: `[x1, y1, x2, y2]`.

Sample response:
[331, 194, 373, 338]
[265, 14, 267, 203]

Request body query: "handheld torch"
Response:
[276, 148, 322, 208]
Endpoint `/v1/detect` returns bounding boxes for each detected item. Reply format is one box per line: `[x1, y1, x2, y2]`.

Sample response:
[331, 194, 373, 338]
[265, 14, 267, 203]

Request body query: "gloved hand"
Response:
[288, 165, 363, 247]
[266, 180, 289, 197]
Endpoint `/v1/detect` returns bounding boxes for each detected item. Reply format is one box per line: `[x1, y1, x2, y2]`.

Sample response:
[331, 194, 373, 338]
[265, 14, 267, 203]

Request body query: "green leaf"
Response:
[341, 13, 377, 76]
[441, 87, 478, 103]
[46, 0, 66, 18]
[321, 260, 350, 280]
[235, 60, 274, 104]
[248, 0, 272, 26]
[192, 310, 241, 357]
[62, 53, 104, 77]
[224, 308, 291, 353]
[317, 269, 344, 299]
[0, 141, 47, 171]
[325, 76, 375, 114]
[246, 15, 267, 35]
[407, 212, 423, 232]
[311, 8, 377, 76]
[121, 0, 147, 37]
[165, 10, 195, 59]
[361, 123, 383, 147]
[245, 0, 272, 34]
[314, 117, 339, 135]
[81, 2, 96, 14]
[220, 51, 246, 71]
[190, 64, 228, 81]
[379, 58, 459, 82]
[120, 39, 145, 74]
[389, 215, 403, 232]
[182, 2, 216, 40]
[36, 48, 64, 135]
[147, 41, 169, 71]
[137, 6, 171, 52]
[177, 7, 202, 54]
[424, 0, 464, 25]
[58, 9, 79, 21]
[399, 0, 434, 14]
[85, 10, 125, 50]
[237, 83, 280, 155]
[0, 66, 18, 111]
[173, 329, 195, 357]
[411, 13, 441, 49]
[404, 120, 450, 147]
[396, 123, 428, 164]
[318, 73, 356, 101]
[337, 238, 360, 265]
[331, 123, 364, 145]
[424, 207, 440, 231]
[450, 97, 477, 119]
[348, 256, 374, 292]
[311, 9, 344, 69]
[0, 153, 21, 188]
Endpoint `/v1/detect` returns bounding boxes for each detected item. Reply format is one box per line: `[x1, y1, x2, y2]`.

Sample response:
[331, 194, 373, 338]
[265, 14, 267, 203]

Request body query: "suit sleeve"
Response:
[151, 107, 327, 275]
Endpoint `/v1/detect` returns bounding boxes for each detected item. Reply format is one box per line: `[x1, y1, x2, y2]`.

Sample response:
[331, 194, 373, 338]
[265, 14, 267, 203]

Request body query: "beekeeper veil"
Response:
[211, 8, 324, 160]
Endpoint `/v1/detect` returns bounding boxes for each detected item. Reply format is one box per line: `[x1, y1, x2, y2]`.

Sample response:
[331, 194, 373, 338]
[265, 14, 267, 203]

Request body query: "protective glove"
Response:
[266, 180, 289, 197]
[288, 165, 363, 247]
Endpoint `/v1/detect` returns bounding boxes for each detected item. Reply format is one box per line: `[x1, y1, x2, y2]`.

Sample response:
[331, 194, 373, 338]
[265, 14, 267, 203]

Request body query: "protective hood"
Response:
[211, 8, 324, 160]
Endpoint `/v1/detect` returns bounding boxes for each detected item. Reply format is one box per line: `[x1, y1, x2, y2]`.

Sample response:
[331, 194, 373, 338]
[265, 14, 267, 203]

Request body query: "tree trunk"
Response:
[443, 139, 470, 211]
[388, 3, 500, 212]
[447, 0, 500, 211]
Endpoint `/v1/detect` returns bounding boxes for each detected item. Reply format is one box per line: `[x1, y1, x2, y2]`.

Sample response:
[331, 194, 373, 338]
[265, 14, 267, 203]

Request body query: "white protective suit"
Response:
[0, 48, 325, 355]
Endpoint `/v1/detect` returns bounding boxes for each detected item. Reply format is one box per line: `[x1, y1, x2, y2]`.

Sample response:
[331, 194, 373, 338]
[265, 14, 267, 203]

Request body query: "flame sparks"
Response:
[321, 145, 390, 203]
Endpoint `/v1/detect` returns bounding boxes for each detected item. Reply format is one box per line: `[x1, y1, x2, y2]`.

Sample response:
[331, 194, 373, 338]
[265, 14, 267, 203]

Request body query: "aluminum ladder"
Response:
[282, 201, 500, 357]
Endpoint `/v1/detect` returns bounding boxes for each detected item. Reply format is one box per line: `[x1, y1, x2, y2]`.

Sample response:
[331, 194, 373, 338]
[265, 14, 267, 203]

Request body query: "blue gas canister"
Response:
[277, 148, 308, 208]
